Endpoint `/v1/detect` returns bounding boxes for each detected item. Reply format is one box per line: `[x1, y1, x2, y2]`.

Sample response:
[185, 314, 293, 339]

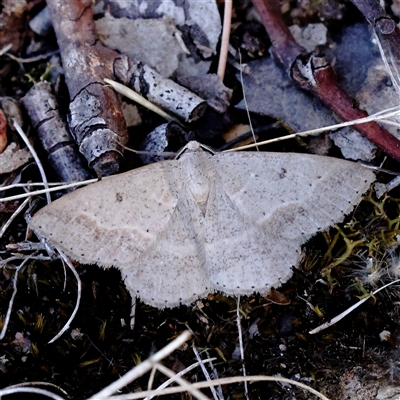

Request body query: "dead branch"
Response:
[45, 0, 207, 175]
[46, 0, 128, 176]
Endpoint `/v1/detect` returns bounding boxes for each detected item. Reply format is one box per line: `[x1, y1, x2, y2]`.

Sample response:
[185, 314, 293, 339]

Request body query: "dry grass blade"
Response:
[0, 196, 30, 239]
[193, 348, 224, 400]
[100, 375, 331, 400]
[104, 79, 183, 125]
[217, 0, 232, 80]
[310, 278, 400, 334]
[144, 358, 217, 400]
[0, 387, 65, 399]
[155, 363, 209, 400]
[224, 105, 400, 152]
[0, 179, 99, 202]
[47, 250, 82, 344]
[89, 331, 192, 399]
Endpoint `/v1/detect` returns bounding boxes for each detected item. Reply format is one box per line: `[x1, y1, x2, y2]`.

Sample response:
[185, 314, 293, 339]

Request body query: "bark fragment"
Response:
[113, 58, 207, 122]
[46, 0, 128, 176]
[129, 63, 207, 123]
[21, 81, 93, 186]
[139, 121, 194, 164]
[29, 6, 53, 37]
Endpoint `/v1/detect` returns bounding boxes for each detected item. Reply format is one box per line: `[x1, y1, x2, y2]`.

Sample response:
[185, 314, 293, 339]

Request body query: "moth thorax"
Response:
[183, 153, 213, 210]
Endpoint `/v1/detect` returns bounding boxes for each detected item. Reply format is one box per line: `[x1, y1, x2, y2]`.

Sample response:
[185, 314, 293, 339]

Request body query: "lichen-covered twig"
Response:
[251, 0, 400, 162]
[113, 61, 207, 123]
[21, 81, 93, 187]
[46, 0, 128, 176]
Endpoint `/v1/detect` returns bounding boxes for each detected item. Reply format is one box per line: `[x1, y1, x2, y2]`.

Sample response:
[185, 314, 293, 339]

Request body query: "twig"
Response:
[1, 181, 91, 190]
[21, 81, 93, 185]
[5, 50, 59, 63]
[250, 0, 400, 162]
[46, 0, 129, 176]
[251, 0, 303, 71]
[217, 0, 232, 80]
[0, 43, 12, 55]
[351, 0, 400, 65]
[146, 366, 157, 392]
[0, 255, 51, 265]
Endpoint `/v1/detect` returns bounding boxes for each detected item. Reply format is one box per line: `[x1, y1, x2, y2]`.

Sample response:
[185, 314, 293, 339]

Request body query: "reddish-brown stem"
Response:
[251, 0, 400, 162]
[251, 0, 303, 72]
[309, 60, 400, 160]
